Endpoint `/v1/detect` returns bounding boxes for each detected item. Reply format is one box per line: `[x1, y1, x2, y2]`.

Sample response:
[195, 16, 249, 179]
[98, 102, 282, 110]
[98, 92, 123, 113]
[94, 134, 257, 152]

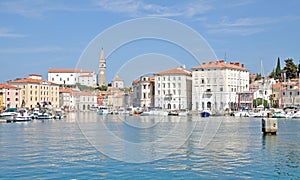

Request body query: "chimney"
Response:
[242, 64, 245, 68]
[230, 62, 234, 65]
[235, 62, 240, 66]
[202, 62, 206, 65]
[219, 60, 225, 63]
[209, 61, 213, 64]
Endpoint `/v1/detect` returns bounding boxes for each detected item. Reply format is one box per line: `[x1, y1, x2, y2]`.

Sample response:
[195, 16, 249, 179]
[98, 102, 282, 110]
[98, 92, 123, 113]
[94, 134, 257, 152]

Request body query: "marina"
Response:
[0, 112, 300, 179]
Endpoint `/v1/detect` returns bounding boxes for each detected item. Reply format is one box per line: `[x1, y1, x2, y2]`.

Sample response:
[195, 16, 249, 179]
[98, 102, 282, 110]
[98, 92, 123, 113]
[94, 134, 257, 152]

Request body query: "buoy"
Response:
[262, 113, 278, 135]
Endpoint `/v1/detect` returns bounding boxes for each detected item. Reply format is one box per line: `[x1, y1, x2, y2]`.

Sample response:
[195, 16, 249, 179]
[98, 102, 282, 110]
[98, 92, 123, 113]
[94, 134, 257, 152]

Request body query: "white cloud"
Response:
[206, 17, 284, 36]
[95, 0, 213, 18]
[0, 0, 95, 18]
[0, 47, 62, 53]
[207, 28, 265, 36]
[0, 28, 27, 38]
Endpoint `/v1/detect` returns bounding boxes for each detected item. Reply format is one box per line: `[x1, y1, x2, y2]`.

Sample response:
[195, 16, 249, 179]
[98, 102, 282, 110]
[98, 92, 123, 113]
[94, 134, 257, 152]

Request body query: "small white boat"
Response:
[292, 111, 300, 118]
[98, 106, 110, 115]
[0, 108, 18, 120]
[272, 111, 288, 118]
[14, 109, 32, 122]
[37, 113, 53, 120]
[54, 108, 64, 119]
[233, 111, 250, 117]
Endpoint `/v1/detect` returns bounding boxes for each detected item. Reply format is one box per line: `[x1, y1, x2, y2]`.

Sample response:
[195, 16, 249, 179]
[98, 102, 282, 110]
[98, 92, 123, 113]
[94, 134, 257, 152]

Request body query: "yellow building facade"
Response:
[9, 74, 60, 109]
[0, 92, 3, 111]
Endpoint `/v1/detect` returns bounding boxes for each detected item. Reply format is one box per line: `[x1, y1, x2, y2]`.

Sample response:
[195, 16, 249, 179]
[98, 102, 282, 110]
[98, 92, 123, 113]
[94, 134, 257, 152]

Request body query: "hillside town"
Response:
[1, 49, 300, 119]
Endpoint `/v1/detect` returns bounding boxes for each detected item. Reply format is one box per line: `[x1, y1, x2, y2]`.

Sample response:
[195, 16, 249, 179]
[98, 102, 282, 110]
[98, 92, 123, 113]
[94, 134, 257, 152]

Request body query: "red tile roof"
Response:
[192, 60, 248, 71]
[9, 78, 58, 85]
[155, 67, 192, 76]
[48, 69, 94, 73]
[59, 88, 73, 93]
[0, 84, 20, 89]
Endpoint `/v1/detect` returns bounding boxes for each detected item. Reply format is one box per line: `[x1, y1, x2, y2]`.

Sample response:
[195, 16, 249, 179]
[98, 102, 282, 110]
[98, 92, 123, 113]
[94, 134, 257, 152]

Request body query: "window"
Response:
[143, 85, 146, 89]
[283, 92, 285, 96]
[220, 87, 223, 92]
[290, 92, 293, 96]
[15, 92, 18, 95]
[7, 98, 10, 101]
[158, 83, 160, 88]
[201, 79, 204, 84]
[143, 93, 146, 99]
[7, 92, 10, 95]
[178, 77, 181, 80]
[173, 83, 176, 88]
[16, 98, 18, 101]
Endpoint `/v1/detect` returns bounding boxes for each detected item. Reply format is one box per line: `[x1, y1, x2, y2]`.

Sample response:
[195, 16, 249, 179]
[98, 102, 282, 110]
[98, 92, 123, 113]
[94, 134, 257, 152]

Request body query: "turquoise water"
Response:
[1, 113, 300, 179]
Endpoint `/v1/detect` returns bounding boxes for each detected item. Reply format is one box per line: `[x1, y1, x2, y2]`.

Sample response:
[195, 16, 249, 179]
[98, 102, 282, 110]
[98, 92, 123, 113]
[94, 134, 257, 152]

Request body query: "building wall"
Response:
[48, 71, 97, 87]
[10, 79, 59, 109]
[48, 72, 77, 86]
[155, 74, 192, 110]
[192, 64, 249, 111]
[78, 74, 97, 87]
[0, 87, 21, 109]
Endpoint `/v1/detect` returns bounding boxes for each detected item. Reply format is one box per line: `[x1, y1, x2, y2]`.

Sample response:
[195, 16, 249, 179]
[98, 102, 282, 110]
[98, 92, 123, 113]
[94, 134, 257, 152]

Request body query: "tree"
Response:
[254, 73, 262, 81]
[269, 69, 276, 79]
[283, 58, 297, 80]
[275, 57, 281, 79]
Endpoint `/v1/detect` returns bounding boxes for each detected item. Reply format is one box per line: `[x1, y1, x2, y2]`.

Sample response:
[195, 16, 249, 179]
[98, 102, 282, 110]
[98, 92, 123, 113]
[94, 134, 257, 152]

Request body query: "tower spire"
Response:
[99, 48, 106, 86]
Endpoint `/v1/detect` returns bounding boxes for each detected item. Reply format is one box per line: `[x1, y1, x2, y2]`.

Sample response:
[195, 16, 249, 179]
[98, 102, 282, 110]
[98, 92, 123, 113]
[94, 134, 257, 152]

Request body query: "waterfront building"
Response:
[132, 76, 155, 108]
[9, 74, 59, 109]
[278, 79, 300, 107]
[59, 88, 72, 111]
[237, 92, 254, 109]
[192, 60, 249, 112]
[48, 69, 97, 87]
[99, 48, 106, 86]
[0, 84, 21, 109]
[69, 89, 97, 111]
[251, 78, 276, 107]
[154, 66, 192, 110]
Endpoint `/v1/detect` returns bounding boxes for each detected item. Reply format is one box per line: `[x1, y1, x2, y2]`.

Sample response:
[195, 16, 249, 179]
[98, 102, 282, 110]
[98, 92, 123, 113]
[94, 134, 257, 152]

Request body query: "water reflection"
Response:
[1, 113, 300, 179]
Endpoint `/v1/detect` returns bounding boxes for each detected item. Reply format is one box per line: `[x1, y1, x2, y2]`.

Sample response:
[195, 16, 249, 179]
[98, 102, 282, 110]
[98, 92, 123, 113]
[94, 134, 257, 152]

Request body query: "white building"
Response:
[251, 78, 276, 105]
[154, 66, 192, 110]
[48, 69, 97, 87]
[132, 76, 155, 108]
[112, 76, 124, 88]
[69, 90, 97, 111]
[192, 60, 249, 111]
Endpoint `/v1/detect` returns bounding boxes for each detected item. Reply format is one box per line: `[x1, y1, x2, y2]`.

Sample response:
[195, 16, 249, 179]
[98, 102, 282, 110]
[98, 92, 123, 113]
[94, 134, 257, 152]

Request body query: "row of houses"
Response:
[132, 60, 250, 112]
[0, 71, 125, 111]
[0, 74, 98, 111]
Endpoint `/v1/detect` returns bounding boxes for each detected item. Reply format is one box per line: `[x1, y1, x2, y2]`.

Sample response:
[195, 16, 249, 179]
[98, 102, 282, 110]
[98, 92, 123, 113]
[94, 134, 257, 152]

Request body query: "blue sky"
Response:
[0, 0, 299, 85]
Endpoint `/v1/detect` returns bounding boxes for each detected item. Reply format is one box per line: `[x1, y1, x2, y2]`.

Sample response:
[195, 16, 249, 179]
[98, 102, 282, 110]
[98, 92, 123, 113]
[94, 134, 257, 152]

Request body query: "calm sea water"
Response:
[1, 112, 300, 179]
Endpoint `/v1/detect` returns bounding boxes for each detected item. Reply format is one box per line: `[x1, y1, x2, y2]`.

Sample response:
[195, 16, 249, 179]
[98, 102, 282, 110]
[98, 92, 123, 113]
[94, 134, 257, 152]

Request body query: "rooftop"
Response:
[192, 60, 248, 71]
[155, 67, 192, 76]
[48, 69, 94, 73]
[0, 83, 20, 89]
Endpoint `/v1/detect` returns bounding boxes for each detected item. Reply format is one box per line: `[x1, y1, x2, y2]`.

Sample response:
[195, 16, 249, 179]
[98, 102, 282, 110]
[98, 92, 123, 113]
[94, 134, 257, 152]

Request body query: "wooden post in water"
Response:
[262, 113, 278, 135]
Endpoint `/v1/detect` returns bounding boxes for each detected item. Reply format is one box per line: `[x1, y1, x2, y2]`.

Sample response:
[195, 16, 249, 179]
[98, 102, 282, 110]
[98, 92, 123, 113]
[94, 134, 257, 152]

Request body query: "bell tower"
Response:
[99, 48, 106, 86]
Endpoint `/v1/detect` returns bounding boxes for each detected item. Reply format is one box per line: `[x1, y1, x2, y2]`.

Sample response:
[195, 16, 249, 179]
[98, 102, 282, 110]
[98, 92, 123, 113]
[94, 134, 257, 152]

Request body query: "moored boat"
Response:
[201, 109, 211, 117]
[14, 109, 32, 122]
[98, 106, 110, 115]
